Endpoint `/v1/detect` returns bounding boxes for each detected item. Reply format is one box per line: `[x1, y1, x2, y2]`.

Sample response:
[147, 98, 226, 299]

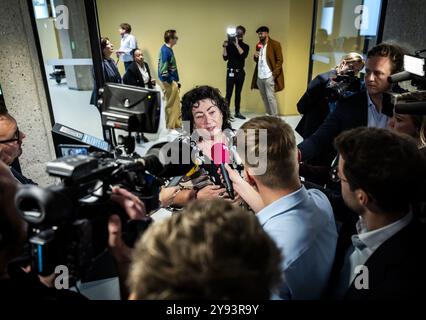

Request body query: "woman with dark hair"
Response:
[159, 86, 241, 208]
[90, 37, 122, 105]
[181, 85, 233, 155]
[123, 48, 155, 89]
[100, 37, 122, 84]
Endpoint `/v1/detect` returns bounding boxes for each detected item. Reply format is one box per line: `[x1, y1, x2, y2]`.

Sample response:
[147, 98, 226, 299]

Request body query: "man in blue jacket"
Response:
[158, 30, 182, 132]
[298, 43, 406, 162]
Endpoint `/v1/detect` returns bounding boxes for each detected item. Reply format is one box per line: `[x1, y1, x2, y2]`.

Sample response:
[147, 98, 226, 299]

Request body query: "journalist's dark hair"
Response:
[367, 42, 406, 74]
[335, 127, 426, 214]
[131, 48, 141, 59]
[181, 85, 232, 133]
[164, 30, 177, 43]
[236, 25, 246, 34]
[256, 26, 269, 33]
[120, 23, 132, 34]
[100, 37, 110, 58]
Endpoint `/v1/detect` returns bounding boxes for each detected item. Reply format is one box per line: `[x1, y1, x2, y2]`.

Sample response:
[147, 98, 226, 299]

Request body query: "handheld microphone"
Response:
[388, 71, 412, 83]
[140, 139, 198, 178]
[256, 42, 263, 52]
[211, 143, 235, 200]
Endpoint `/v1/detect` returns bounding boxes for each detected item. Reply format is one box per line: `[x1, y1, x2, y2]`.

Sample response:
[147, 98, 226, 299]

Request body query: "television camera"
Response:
[326, 69, 363, 102]
[384, 50, 426, 116]
[14, 84, 192, 285]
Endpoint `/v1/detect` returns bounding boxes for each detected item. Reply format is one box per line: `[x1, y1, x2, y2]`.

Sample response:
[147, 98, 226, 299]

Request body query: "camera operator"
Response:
[0, 161, 86, 299]
[223, 26, 250, 120]
[0, 101, 35, 185]
[295, 52, 365, 166]
[0, 156, 147, 300]
[328, 128, 426, 300]
[223, 116, 338, 300]
[298, 43, 406, 162]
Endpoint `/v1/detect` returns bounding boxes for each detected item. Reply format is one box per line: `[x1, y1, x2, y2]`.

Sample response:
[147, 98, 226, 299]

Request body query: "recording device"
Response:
[58, 144, 90, 157]
[256, 42, 263, 52]
[14, 84, 191, 284]
[52, 123, 111, 158]
[227, 27, 237, 43]
[384, 50, 426, 116]
[14, 139, 196, 283]
[211, 143, 235, 200]
[326, 70, 362, 102]
[99, 83, 161, 154]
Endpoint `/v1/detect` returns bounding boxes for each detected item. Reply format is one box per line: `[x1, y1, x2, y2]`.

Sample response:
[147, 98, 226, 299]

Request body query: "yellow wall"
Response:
[97, 0, 313, 115]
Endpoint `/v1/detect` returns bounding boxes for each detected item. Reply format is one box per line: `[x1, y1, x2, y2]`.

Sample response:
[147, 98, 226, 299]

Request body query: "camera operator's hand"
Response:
[110, 187, 146, 220]
[108, 213, 133, 299]
[108, 214, 132, 264]
[108, 187, 146, 264]
[0, 144, 20, 166]
[223, 40, 229, 48]
[197, 184, 227, 201]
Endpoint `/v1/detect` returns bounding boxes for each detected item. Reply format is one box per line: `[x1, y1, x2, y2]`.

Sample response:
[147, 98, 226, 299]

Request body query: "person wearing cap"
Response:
[251, 26, 284, 116]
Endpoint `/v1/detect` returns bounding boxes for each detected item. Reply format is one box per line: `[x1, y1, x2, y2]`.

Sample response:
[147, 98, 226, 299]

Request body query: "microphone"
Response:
[211, 143, 235, 200]
[388, 71, 413, 83]
[139, 139, 198, 178]
[256, 42, 263, 52]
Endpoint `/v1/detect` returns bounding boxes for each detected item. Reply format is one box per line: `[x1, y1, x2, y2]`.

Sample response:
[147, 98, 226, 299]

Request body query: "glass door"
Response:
[30, 0, 103, 139]
[309, 0, 387, 80]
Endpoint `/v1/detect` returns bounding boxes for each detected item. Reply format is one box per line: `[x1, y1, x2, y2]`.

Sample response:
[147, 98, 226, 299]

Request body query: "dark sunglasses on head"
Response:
[0, 127, 20, 144]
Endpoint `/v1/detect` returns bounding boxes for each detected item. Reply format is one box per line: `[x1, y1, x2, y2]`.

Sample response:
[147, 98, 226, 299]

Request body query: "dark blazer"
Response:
[296, 70, 338, 166]
[298, 90, 369, 162]
[251, 38, 285, 92]
[123, 61, 153, 89]
[90, 58, 122, 105]
[326, 219, 426, 300]
[296, 70, 336, 138]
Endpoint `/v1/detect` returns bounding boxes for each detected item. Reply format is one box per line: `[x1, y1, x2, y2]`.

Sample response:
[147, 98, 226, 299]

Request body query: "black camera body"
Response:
[227, 34, 236, 44]
[15, 152, 159, 282]
[384, 51, 426, 116]
[326, 70, 362, 102]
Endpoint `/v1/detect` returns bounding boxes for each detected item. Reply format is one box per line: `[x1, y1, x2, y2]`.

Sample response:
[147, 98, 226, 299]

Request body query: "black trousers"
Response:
[225, 69, 245, 114]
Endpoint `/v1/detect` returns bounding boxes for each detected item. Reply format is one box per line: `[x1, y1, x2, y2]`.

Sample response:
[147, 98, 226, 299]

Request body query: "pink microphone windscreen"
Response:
[211, 143, 230, 165]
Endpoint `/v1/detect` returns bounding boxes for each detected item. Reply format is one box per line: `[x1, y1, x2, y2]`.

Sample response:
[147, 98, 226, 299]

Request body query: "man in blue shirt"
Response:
[230, 116, 338, 299]
[116, 23, 137, 71]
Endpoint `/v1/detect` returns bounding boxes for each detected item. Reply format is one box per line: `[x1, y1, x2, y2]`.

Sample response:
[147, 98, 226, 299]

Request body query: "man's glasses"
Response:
[0, 127, 21, 144]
